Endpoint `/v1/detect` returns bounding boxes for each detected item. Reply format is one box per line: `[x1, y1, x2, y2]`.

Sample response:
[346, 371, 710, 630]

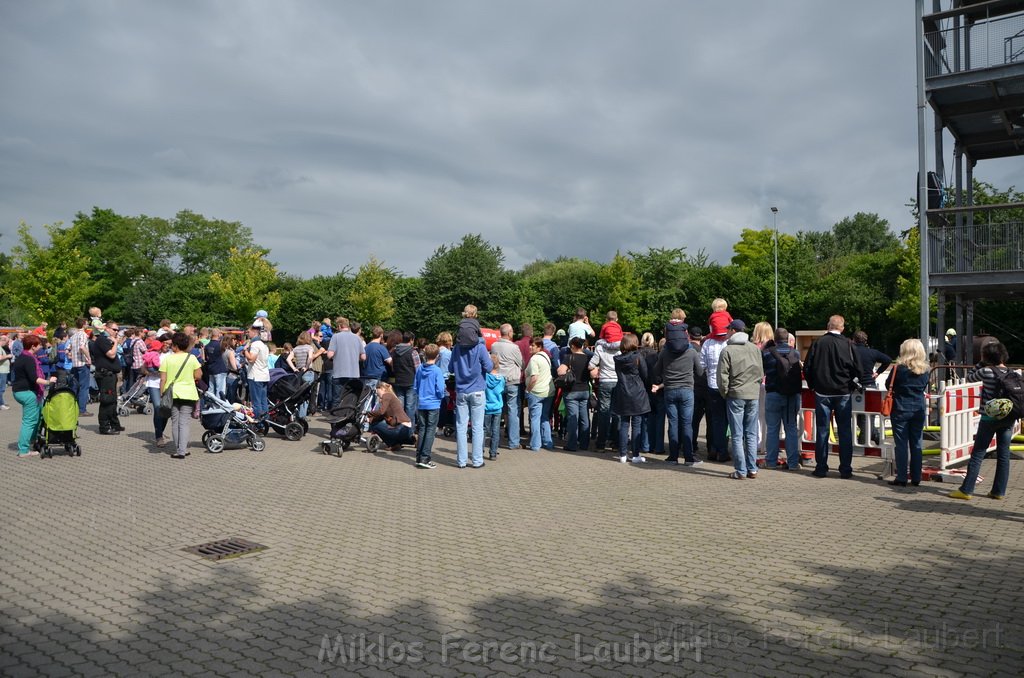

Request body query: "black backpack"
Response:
[994, 367, 1024, 425]
[768, 347, 803, 396]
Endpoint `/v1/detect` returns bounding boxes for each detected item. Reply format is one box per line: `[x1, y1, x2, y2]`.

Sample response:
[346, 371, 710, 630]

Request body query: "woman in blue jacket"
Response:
[886, 339, 931, 487]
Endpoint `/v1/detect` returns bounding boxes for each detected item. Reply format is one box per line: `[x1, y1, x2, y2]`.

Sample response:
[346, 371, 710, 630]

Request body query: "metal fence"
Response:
[925, 9, 1024, 77]
[927, 217, 1024, 275]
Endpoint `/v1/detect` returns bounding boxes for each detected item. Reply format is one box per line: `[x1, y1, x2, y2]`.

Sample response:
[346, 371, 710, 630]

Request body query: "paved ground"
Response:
[1, 403, 1021, 677]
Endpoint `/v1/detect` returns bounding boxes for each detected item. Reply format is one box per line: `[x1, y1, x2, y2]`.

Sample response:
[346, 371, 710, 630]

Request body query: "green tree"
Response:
[832, 212, 899, 256]
[598, 252, 650, 332]
[117, 266, 223, 328]
[171, 210, 255, 275]
[67, 207, 173, 311]
[7, 221, 99, 326]
[208, 248, 282, 325]
[276, 271, 353, 341]
[520, 257, 604, 331]
[347, 256, 397, 329]
[411, 234, 512, 339]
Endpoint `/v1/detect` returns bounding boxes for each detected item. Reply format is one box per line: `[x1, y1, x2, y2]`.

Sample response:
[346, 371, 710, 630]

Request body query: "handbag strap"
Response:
[885, 365, 897, 394]
[162, 354, 190, 394]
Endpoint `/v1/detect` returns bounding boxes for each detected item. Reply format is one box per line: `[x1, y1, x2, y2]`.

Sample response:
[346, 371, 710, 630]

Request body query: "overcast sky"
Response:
[1, 0, 1018, 276]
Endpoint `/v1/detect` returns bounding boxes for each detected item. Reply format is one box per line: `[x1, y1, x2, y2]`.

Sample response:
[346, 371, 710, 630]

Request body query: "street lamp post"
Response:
[771, 207, 779, 329]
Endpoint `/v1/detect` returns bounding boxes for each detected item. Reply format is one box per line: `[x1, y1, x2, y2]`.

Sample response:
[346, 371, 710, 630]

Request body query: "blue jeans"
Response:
[664, 388, 695, 462]
[209, 373, 228, 401]
[504, 382, 521, 448]
[814, 393, 853, 476]
[765, 392, 802, 468]
[297, 370, 315, 418]
[563, 390, 591, 451]
[455, 390, 486, 467]
[318, 372, 335, 410]
[147, 386, 167, 438]
[0, 377, 7, 407]
[708, 390, 728, 458]
[526, 392, 554, 450]
[249, 380, 269, 419]
[416, 408, 440, 462]
[727, 397, 759, 475]
[484, 412, 502, 458]
[73, 365, 91, 414]
[960, 418, 1013, 496]
[370, 419, 414, 447]
[891, 408, 926, 483]
[594, 381, 617, 449]
[394, 384, 418, 422]
[618, 414, 644, 457]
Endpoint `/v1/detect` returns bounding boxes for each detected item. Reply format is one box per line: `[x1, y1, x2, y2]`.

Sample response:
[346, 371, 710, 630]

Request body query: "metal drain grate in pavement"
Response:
[184, 538, 267, 561]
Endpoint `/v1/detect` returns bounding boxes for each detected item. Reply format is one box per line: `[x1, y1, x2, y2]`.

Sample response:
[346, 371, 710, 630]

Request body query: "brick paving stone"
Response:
[1, 410, 1022, 676]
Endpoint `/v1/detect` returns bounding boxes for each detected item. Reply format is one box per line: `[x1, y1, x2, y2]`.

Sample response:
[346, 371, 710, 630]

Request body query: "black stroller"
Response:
[321, 379, 377, 456]
[262, 369, 312, 441]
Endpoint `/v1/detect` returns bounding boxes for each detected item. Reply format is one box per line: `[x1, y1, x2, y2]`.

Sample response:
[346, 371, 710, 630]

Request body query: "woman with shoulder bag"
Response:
[886, 339, 931, 487]
[159, 332, 203, 460]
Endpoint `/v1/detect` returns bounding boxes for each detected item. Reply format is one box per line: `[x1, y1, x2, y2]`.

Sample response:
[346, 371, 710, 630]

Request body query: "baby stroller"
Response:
[35, 385, 81, 458]
[263, 369, 312, 441]
[321, 379, 377, 456]
[117, 376, 152, 417]
[199, 391, 266, 453]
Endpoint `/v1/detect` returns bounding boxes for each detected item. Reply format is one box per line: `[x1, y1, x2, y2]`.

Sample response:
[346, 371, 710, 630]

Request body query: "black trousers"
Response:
[95, 369, 121, 431]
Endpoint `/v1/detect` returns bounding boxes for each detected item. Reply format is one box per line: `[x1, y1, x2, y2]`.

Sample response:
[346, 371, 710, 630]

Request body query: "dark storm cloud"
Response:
[0, 0, 1018, 276]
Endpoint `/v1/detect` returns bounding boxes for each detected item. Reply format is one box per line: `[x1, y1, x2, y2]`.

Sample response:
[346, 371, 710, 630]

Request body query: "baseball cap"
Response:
[255, 310, 269, 318]
[727, 319, 746, 331]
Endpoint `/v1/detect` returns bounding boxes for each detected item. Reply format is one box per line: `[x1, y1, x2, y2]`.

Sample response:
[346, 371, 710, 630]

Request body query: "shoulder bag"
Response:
[159, 355, 190, 418]
[879, 367, 897, 417]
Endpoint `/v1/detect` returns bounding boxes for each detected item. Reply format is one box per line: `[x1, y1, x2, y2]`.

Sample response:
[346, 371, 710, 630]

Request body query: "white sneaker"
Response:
[0, 405, 9, 410]
[619, 455, 628, 463]
[630, 455, 647, 463]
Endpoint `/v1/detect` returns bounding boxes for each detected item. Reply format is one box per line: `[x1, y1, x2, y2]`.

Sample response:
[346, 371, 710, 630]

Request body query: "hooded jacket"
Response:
[717, 332, 764, 399]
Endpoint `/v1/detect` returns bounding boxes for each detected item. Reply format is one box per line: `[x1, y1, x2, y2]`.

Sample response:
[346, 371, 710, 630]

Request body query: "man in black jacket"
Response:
[91, 320, 124, 435]
[804, 315, 859, 479]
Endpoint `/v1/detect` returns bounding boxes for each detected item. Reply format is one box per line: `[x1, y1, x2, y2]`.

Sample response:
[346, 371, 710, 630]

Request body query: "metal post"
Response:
[771, 206, 779, 329]
[916, 0, 931, 342]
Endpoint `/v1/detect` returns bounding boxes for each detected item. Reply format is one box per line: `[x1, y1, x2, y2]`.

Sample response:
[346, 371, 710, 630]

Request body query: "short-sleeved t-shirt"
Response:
[160, 352, 201, 401]
[246, 339, 270, 382]
[329, 330, 363, 379]
[362, 341, 390, 380]
[525, 352, 554, 398]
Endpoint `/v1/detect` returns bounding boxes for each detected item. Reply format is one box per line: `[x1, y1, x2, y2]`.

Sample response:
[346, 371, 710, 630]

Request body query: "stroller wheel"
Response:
[320, 441, 332, 455]
[201, 430, 214, 444]
[117, 406, 130, 417]
[75, 445, 82, 457]
[284, 422, 304, 441]
[365, 434, 382, 454]
[205, 434, 226, 454]
[249, 436, 266, 452]
[299, 419, 309, 433]
[342, 441, 352, 452]
[143, 404, 153, 415]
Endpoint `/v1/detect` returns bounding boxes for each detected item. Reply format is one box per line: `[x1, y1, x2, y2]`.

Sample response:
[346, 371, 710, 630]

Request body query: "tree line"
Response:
[1, 182, 1021, 357]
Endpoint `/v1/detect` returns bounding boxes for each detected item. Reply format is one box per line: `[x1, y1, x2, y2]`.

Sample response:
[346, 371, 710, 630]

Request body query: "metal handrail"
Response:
[925, 10, 1024, 76]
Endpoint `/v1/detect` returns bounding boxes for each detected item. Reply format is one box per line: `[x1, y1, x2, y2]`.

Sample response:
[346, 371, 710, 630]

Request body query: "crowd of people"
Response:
[4, 300, 1018, 501]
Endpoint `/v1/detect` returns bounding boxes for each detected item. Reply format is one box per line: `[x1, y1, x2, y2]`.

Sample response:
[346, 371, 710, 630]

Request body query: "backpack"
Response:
[994, 367, 1024, 426]
[768, 347, 803, 396]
